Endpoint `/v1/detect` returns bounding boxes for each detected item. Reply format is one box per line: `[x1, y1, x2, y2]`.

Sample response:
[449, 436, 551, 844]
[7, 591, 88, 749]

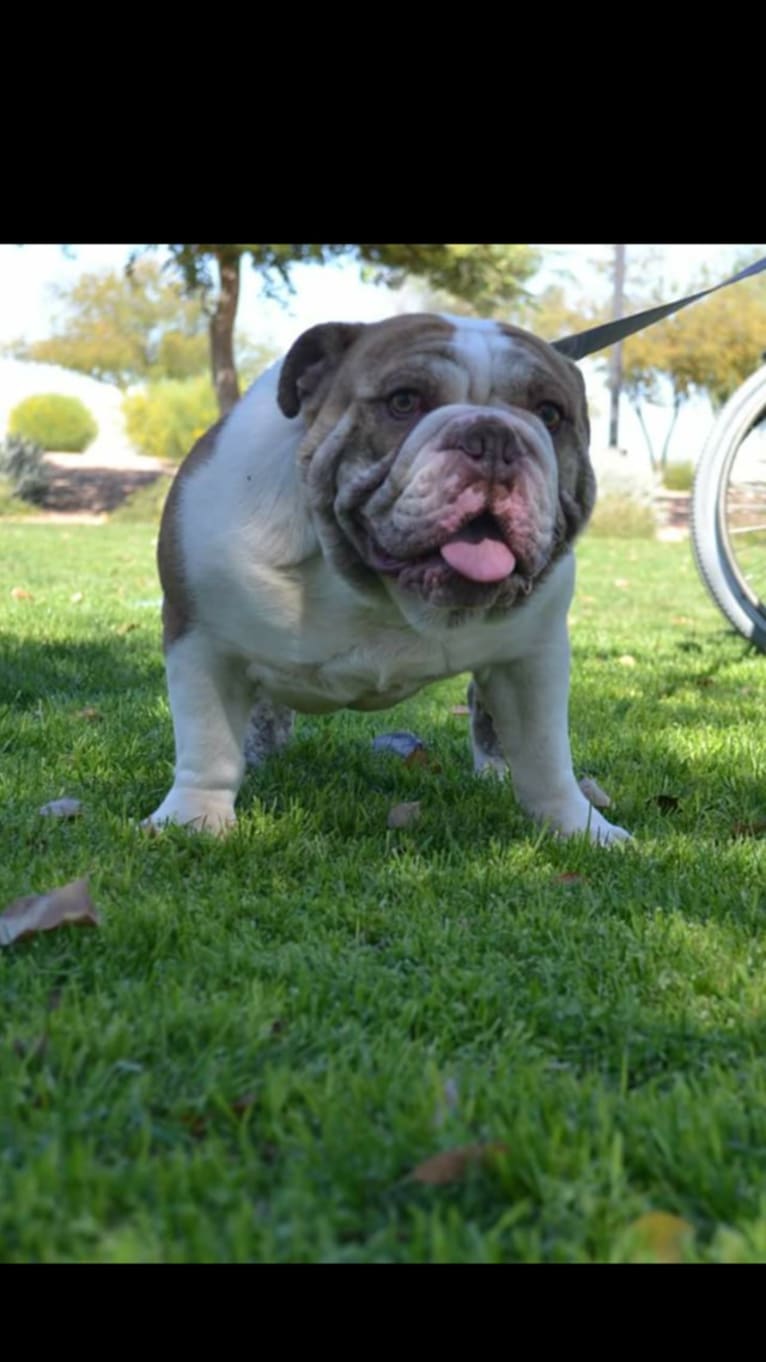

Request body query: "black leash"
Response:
[551, 253, 766, 361]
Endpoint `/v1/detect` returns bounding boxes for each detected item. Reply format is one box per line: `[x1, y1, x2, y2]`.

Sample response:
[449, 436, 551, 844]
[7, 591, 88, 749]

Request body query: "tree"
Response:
[136, 244, 541, 415]
[4, 259, 212, 388]
[619, 271, 766, 470]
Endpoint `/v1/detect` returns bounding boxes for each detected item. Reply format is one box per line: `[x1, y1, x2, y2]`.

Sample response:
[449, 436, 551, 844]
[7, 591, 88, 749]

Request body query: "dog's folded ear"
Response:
[277, 322, 364, 418]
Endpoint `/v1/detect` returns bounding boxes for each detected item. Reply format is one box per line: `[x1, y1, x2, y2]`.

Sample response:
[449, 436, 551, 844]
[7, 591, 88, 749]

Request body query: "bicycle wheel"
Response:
[691, 364, 766, 650]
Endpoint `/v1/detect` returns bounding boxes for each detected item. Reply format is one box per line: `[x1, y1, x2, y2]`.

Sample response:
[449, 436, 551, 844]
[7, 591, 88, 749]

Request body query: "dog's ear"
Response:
[277, 322, 364, 418]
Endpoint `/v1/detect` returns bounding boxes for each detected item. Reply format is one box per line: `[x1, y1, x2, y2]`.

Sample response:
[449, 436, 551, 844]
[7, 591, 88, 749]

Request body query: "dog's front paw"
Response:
[578, 808, 632, 846]
[143, 787, 237, 836]
[526, 789, 632, 846]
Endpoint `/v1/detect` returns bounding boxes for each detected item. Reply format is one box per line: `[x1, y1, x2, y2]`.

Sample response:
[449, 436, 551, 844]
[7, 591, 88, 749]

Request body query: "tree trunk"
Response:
[659, 393, 682, 471]
[631, 400, 657, 471]
[608, 244, 626, 447]
[209, 251, 241, 415]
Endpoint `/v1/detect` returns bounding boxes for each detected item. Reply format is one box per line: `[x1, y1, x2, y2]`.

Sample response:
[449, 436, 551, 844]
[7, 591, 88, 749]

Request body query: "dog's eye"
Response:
[537, 402, 563, 432]
[386, 389, 423, 419]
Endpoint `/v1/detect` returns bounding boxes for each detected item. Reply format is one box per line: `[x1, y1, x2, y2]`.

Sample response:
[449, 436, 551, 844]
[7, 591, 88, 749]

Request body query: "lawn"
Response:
[2, 521, 766, 1263]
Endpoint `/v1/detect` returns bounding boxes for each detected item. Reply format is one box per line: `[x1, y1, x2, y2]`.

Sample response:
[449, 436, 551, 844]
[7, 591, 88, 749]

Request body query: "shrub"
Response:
[0, 434, 50, 504]
[109, 474, 173, 524]
[662, 461, 695, 492]
[123, 376, 218, 464]
[8, 393, 98, 452]
[588, 494, 657, 539]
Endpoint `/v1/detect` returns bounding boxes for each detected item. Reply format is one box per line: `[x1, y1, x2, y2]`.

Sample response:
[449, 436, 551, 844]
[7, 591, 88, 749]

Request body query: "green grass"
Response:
[3, 524, 766, 1263]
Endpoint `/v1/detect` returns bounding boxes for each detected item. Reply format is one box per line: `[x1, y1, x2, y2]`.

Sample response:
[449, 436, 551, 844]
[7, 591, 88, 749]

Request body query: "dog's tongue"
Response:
[440, 537, 516, 583]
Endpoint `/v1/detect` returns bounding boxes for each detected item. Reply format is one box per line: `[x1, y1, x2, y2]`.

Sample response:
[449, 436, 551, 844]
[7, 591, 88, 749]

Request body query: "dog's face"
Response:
[277, 314, 594, 621]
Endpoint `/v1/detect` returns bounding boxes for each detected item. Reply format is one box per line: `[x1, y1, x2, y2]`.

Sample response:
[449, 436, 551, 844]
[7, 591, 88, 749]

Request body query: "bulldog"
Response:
[147, 312, 630, 844]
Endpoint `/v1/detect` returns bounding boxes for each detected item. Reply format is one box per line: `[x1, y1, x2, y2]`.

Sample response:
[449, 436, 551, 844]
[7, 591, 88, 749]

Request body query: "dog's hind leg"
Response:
[468, 679, 509, 778]
[243, 697, 295, 768]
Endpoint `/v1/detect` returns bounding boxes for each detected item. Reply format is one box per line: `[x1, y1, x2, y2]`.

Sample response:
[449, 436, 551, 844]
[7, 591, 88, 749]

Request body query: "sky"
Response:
[0, 243, 760, 460]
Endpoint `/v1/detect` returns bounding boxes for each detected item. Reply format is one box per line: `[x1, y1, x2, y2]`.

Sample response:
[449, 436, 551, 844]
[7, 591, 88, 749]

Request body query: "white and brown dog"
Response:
[147, 313, 629, 844]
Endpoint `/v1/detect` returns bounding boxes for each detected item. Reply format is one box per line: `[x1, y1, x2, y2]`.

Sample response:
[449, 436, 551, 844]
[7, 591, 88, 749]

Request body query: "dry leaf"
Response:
[412, 1142, 508, 1185]
[404, 748, 443, 773]
[553, 873, 588, 886]
[0, 878, 100, 948]
[579, 776, 612, 809]
[38, 798, 83, 819]
[628, 1211, 694, 1263]
[694, 675, 715, 688]
[731, 818, 766, 839]
[387, 801, 422, 829]
[372, 731, 425, 760]
[115, 621, 138, 637]
[618, 654, 637, 668]
[230, 1092, 257, 1117]
[75, 707, 102, 722]
[11, 587, 33, 601]
[449, 705, 470, 717]
[179, 1112, 208, 1140]
[648, 793, 681, 813]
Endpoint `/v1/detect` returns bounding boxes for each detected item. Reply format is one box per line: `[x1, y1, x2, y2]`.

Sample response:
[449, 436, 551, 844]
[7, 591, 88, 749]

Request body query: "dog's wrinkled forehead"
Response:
[277, 313, 586, 420]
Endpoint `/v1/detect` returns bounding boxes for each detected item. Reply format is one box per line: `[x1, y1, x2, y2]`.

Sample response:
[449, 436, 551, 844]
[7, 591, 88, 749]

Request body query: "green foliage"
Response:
[0, 434, 49, 504]
[587, 494, 657, 539]
[8, 259, 212, 388]
[122, 376, 218, 463]
[662, 461, 695, 492]
[109, 474, 172, 524]
[8, 393, 97, 452]
[142, 243, 541, 316]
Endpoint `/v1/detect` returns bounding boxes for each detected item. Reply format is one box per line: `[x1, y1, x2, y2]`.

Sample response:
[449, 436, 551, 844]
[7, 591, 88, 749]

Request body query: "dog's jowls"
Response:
[147, 312, 630, 844]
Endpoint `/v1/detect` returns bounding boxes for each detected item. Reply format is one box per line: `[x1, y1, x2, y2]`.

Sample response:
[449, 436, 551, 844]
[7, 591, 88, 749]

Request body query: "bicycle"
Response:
[691, 360, 766, 650]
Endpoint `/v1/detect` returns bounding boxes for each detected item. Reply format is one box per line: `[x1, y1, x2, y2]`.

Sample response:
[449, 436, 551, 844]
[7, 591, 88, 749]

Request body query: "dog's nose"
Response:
[448, 419, 521, 470]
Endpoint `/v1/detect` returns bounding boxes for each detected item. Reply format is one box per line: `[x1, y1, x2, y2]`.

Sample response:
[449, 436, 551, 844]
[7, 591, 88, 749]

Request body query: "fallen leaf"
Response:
[579, 776, 612, 809]
[75, 707, 102, 722]
[628, 1211, 694, 1263]
[0, 878, 100, 949]
[230, 1092, 257, 1117]
[618, 654, 637, 668]
[70, 592, 84, 604]
[179, 1112, 208, 1140]
[38, 797, 83, 819]
[694, 675, 715, 688]
[372, 731, 425, 760]
[115, 621, 138, 636]
[404, 748, 442, 773]
[648, 793, 681, 813]
[553, 873, 588, 886]
[11, 587, 33, 601]
[449, 705, 470, 717]
[412, 1142, 508, 1185]
[731, 818, 766, 839]
[387, 801, 422, 829]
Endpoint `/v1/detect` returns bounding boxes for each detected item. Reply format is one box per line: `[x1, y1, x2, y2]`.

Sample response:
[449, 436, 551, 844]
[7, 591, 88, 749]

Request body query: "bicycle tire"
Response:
[691, 364, 766, 650]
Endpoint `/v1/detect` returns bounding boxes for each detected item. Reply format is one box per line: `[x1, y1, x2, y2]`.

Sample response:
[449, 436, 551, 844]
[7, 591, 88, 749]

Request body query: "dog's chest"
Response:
[245, 616, 504, 714]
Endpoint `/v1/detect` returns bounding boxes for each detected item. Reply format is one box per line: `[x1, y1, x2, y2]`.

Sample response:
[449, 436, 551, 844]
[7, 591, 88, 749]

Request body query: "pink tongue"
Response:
[440, 538, 516, 583]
